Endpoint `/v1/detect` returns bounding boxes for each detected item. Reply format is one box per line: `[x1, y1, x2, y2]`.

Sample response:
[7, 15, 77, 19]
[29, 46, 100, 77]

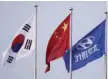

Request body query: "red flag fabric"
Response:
[45, 14, 70, 73]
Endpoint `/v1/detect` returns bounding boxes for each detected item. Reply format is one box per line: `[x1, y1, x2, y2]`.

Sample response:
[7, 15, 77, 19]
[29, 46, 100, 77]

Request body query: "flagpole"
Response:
[105, 11, 107, 79]
[69, 8, 73, 79]
[34, 5, 38, 79]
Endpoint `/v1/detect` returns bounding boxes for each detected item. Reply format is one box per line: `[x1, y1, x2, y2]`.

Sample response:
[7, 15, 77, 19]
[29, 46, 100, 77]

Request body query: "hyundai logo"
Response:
[77, 36, 94, 50]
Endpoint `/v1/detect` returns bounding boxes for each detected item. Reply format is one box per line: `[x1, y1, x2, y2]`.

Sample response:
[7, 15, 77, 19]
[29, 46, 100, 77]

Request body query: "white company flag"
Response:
[1, 14, 36, 68]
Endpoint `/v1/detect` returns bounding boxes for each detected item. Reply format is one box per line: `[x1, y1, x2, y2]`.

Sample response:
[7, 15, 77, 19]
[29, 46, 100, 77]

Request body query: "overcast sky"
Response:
[0, 1, 107, 79]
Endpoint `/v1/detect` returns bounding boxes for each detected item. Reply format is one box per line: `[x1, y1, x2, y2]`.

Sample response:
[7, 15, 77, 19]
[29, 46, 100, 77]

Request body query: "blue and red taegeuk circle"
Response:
[11, 34, 25, 53]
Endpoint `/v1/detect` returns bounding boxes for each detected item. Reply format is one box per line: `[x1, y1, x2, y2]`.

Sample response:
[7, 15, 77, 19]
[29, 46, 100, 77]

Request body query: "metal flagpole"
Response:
[69, 8, 73, 79]
[34, 5, 38, 79]
[105, 11, 107, 79]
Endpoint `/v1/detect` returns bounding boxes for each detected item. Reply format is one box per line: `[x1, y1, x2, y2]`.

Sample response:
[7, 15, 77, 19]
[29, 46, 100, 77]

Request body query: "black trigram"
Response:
[7, 56, 14, 63]
[24, 39, 32, 50]
[23, 24, 31, 32]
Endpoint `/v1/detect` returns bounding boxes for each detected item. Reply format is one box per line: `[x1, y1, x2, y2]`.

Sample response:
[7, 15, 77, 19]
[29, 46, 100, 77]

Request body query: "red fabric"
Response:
[45, 14, 70, 73]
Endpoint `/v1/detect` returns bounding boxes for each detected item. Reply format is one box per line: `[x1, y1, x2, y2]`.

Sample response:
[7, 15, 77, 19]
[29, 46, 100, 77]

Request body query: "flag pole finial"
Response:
[70, 7, 73, 11]
[105, 12, 107, 14]
[34, 4, 38, 8]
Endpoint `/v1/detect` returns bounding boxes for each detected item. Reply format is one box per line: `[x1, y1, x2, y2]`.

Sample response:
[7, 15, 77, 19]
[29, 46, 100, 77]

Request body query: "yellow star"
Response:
[62, 23, 68, 32]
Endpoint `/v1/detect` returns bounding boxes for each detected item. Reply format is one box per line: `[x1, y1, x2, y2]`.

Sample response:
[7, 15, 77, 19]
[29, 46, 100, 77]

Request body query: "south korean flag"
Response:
[1, 14, 36, 68]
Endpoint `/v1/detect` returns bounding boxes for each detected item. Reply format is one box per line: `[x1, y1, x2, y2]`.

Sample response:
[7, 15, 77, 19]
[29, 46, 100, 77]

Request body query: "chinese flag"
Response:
[45, 14, 70, 73]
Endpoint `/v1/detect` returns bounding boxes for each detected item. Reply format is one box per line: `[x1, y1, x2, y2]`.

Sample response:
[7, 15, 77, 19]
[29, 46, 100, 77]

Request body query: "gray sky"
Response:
[0, 1, 107, 79]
